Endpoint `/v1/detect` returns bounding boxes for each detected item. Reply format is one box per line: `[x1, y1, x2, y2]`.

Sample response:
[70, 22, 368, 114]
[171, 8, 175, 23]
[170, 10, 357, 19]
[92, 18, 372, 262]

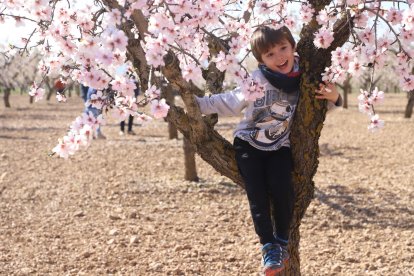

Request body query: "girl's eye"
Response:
[281, 47, 287, 50]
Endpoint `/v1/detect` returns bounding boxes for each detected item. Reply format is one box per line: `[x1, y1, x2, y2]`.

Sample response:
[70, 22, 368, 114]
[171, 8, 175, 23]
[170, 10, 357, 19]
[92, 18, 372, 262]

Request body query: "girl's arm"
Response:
[195, 88, 247, 116]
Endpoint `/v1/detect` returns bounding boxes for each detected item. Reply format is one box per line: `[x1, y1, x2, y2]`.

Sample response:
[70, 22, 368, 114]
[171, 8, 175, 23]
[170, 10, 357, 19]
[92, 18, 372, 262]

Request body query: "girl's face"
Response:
[260, 39, 295, 74]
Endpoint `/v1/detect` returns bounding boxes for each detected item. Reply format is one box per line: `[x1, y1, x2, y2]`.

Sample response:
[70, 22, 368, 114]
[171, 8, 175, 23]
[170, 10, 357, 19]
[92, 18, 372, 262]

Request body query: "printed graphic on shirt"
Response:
[248, 89, 298, 147]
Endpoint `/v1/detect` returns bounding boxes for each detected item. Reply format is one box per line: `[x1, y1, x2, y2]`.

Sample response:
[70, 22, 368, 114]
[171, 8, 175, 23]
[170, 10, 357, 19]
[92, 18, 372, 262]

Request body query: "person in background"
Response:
[80, 84, 89, 103]
[119, 75, 140, 136]
[86, 87, 106, 140]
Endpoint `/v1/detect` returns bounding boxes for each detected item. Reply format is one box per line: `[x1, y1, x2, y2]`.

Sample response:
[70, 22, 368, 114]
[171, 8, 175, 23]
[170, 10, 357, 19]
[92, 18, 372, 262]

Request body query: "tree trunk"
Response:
[183, 137, 199, 182]
[74, 82, 81, 97]
[45, 79, 54, 101]
[29, 95, 34, 104]
[165, 85, 178, 139]
[405, 92, 414, 118]
[282, 13, 351, 274]
[4, 88, 11, 108]
[343, 75, 351, 109]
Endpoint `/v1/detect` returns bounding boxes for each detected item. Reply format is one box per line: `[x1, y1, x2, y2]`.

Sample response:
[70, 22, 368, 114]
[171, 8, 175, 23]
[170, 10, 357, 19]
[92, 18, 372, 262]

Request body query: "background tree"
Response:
[0, 52, 40, 107]
[405, 68, 414, 118]
[1, 1, 414, 274]
[337, 73, 352, 108]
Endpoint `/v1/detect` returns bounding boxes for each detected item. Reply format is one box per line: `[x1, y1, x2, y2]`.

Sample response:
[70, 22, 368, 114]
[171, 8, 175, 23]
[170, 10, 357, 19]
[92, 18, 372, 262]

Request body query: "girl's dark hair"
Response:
[250, 26, 296, 62]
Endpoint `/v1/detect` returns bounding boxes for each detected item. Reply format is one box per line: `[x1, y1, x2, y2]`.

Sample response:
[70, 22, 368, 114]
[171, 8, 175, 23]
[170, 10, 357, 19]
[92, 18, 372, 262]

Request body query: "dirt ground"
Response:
[0, 93, 413, 276]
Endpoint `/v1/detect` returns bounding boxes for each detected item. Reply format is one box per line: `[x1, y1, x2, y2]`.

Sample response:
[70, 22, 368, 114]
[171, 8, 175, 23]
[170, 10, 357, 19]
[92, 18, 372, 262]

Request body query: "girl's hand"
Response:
[315, 83, 339, 104]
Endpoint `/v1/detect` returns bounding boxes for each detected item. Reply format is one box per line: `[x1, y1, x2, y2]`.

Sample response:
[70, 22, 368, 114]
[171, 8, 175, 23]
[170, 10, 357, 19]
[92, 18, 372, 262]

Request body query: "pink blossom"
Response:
[135, 113, 153, 124]
[107, 9, 122, 26]
[130, 0, 147, 11]
[369, 87, 385, 104]
[104, 30, 128, 52]
[110, 106, 129, 122]
[89, 90, 106, 110]
[56, 92, 67, 102]
[358, 89, 372, 114]
[145, 37, 166, 67]
[316, 9, 329, 25]
[386, 8, 403, 24]
[29, 83, 45, 102]
[300, 8, 313, 24]
[400, 28, 414, 44]
[145, 85, 161, 100]
[348, 58, 364, 77]
[79, 124, 94, 145]
[313, 28, 334, 49]
[214, 51, 227, 72]
[354, 12, 368, 28]
[14, 16, 25, 27]
[368, 114, 384, 132]
[182, 62, 202, 82]
[52, 138, 71, 159]
[347, 0, 361, 5]
[241, 77, 265, 102]
[96, 50, 114, 66]
[400, 75, 414, 91]
[360, 28, 374, 44]
[151, 98, 170, 119]
[257, 2, 272, 15]
[402, 5, 414, 30]
[283, 17, 295, 29]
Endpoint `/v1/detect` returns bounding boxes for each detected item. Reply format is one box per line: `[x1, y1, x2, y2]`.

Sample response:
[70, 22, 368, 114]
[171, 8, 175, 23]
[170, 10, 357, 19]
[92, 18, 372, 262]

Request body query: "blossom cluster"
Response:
[52, 112, 104, 158]
[1, 0, 414, 157]
[358, 87, 385, 131]
[240, 76, 265, 102]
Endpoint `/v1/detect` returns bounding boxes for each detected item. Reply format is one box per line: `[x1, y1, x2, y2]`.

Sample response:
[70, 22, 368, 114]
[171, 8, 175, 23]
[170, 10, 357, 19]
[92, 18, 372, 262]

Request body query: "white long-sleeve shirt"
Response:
[196, 68, 341, 151]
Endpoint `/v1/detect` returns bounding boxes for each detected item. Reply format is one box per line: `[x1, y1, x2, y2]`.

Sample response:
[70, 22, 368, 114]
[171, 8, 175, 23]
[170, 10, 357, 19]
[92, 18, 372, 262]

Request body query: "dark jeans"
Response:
[120, 115, 134, 132]
[234, 137, 294, 245]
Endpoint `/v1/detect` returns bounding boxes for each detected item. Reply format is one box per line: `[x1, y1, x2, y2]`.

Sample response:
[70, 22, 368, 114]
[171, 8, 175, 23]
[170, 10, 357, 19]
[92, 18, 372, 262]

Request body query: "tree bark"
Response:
[343, 75, 351, 109]
[183, 137, 199, 182]
[45, 78, 54, 101]
[405, 92, 414, 118]
[74, 82, 81, 97]
[165, 84, 178, 139]
[4, 88, 11, 108]
[282, 9, 351, 274]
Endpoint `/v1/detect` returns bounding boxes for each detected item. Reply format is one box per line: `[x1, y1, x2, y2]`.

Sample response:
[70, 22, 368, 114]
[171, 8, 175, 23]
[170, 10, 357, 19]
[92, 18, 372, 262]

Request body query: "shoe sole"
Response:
[264, 265, 284, 276]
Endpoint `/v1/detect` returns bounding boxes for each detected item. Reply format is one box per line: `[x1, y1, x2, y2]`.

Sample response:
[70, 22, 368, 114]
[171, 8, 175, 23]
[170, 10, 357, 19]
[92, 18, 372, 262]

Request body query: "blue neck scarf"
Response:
[258, 58, 301, 93]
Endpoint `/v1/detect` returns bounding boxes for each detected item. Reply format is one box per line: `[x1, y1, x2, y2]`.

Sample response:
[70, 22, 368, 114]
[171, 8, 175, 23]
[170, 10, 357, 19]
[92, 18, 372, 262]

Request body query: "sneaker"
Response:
[127, 130, 136, 135]
[262, 243, 284, 276]
[281, 244, 289, 266]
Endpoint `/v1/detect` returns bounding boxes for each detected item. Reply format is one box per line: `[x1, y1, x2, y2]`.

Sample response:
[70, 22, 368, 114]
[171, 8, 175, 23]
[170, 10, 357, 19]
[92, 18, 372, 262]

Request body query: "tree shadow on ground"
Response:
[314, 184, 413, 230]
[0, 126, 61, 132]
[0, 135, 32, 140]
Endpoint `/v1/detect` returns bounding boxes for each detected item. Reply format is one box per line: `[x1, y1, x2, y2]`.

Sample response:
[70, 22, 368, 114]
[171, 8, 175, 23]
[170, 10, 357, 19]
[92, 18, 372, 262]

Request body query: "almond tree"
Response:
[0, 52, 40, 107]
[405, 68, 414, 118]
[1, 1, 414, 274]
